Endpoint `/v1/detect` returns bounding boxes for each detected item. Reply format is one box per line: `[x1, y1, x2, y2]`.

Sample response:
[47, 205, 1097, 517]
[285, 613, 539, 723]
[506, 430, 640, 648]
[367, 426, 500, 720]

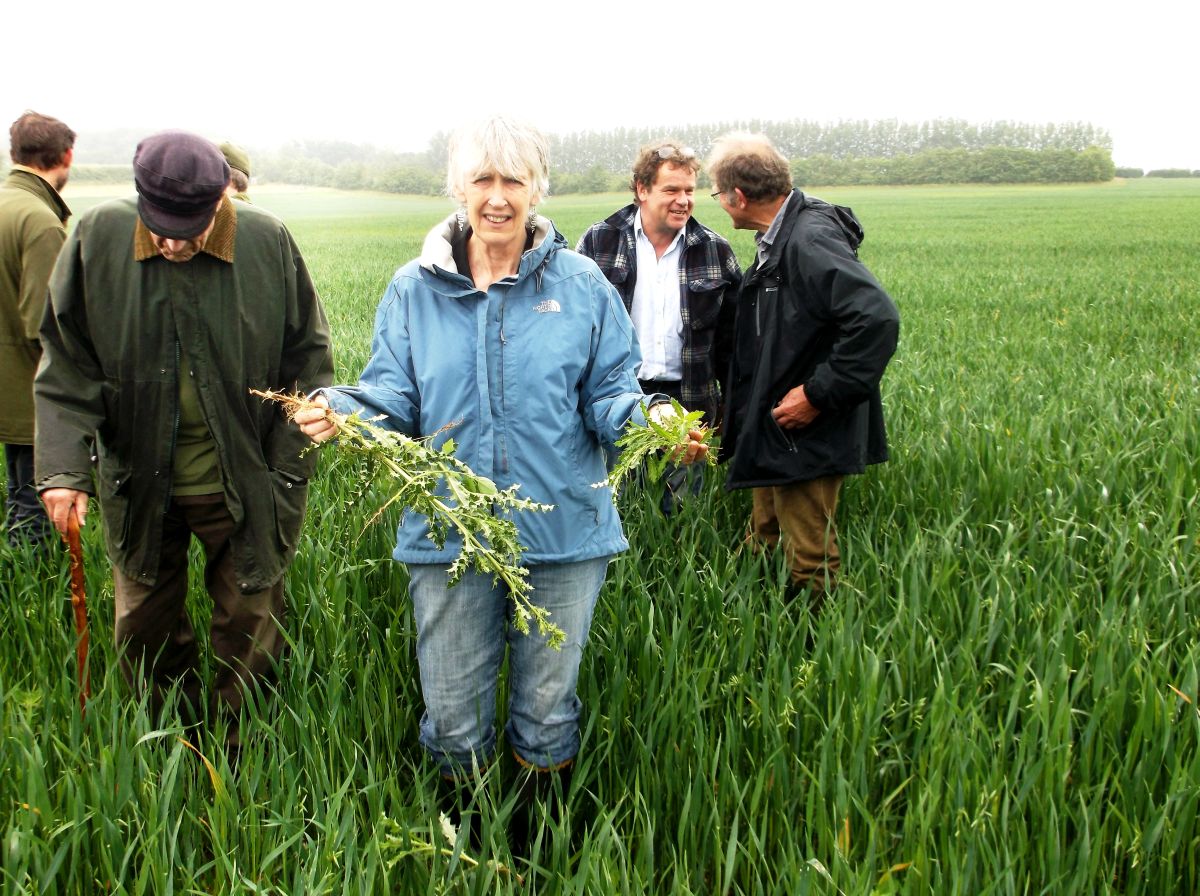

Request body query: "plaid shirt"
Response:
[577, 204, 742, 421]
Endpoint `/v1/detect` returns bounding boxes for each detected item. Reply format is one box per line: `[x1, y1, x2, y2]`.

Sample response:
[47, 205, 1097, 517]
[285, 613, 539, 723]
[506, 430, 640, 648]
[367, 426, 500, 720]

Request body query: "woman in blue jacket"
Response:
[297, 116, 705, 850]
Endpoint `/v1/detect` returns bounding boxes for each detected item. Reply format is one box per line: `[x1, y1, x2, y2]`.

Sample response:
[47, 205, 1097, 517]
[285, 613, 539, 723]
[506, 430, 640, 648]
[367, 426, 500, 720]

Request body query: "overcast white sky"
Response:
[3, 0, 1194, 170]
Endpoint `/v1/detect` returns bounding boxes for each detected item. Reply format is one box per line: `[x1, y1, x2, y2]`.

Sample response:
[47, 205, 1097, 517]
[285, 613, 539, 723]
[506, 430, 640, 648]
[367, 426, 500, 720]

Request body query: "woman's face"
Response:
[463, 169, 533, 254]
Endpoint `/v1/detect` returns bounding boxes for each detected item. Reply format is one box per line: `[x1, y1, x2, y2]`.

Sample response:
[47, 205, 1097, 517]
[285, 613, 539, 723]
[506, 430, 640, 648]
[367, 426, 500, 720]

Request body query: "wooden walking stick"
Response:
[65, 508, 91, 711]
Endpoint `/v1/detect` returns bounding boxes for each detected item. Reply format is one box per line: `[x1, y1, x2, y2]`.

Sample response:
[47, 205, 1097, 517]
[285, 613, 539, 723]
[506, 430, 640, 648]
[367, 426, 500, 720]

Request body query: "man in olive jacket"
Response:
[709, 133, 899, 602]
[0, 111, 74, 548]
[36, 131, 333, 742]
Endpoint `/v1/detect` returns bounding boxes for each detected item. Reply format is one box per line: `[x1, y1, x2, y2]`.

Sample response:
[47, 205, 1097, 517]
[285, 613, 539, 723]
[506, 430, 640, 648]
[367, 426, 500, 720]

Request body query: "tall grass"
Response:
[2, 179, 1197, 893]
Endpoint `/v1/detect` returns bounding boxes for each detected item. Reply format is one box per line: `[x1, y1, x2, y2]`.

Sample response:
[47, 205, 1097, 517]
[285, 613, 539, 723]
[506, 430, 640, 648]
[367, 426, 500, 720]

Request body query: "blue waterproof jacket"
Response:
[325, 214, 652, 565]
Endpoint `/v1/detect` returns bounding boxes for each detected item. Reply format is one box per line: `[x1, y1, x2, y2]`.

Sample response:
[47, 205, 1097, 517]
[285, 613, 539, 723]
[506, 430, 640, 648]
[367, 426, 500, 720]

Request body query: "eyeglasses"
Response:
[656, 145, 696, 161]
[710, 190, 725, 201]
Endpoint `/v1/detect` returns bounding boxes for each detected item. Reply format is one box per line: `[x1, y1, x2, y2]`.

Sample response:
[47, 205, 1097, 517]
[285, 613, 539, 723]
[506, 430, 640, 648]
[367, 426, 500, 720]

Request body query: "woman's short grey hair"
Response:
[445, 116, 551, 205]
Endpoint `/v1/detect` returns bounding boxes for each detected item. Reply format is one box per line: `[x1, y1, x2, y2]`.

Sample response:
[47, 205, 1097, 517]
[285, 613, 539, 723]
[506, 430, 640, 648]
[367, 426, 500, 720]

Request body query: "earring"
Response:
[527, 208, 538, 234]
[455, 206, 467, 232]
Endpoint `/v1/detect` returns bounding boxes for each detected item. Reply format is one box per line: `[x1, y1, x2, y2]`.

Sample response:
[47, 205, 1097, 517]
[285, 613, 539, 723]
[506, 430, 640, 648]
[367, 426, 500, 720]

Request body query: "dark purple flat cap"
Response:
[133, 131, 230, 239]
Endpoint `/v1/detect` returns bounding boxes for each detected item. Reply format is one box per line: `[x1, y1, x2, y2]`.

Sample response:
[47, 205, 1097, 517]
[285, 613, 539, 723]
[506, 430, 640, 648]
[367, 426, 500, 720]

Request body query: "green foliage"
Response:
[604, 399, 717, 498]
[545, 118, 1113, 173]
[63, 117, 1112, 193]
[253, 389, 563, 648]
[60, 164, 132, 184]
[1146, 168, 1197, 178]
[1115, 166, 1145, 178]
[791, 146, 1115, 186]
[6, 179, 1199, 893]
[551, 165, 628, 195]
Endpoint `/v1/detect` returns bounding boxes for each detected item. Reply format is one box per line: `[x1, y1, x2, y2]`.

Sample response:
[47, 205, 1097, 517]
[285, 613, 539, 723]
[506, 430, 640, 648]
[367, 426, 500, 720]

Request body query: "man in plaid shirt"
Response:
[577, 141, 742, 509]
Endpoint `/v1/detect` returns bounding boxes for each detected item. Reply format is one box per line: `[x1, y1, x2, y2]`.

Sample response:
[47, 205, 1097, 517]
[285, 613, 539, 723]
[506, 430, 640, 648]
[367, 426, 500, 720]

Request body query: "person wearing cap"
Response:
[0, 111, 74, 550]
[34, 130, 333, 746]
[577, 140, 741, 513]
[220, 141, 251, 202]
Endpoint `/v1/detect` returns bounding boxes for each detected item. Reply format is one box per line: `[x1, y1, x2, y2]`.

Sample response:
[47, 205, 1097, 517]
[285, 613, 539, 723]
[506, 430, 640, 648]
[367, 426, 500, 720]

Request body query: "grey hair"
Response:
[706, 132, 792, 201]
[445, 116, 551, 205]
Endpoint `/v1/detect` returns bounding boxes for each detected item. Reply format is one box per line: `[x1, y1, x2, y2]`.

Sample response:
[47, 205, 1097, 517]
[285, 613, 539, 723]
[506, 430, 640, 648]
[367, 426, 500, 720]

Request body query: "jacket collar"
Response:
[419, 211, 561, 290]
[4, 167, 71, 223]
[609, 201, 718, 251]
[134, 195, 236, 263]
[605, 203, 639, 233]
[753, 189, 807, 275]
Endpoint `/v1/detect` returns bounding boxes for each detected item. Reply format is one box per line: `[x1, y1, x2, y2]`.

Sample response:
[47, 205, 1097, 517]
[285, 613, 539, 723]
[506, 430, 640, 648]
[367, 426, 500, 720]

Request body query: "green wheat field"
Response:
[2, 178, 1197, 894]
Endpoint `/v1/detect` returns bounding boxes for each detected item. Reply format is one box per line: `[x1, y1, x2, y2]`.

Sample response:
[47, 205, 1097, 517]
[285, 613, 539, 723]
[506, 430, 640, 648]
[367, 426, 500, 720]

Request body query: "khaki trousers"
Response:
[112, 493, 285, 740]
[748, 475, 844, 595]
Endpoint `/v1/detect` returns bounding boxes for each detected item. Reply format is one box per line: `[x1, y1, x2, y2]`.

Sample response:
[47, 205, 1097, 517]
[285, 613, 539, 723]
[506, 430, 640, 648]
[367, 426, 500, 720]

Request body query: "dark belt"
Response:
[639, 379, 682, 401]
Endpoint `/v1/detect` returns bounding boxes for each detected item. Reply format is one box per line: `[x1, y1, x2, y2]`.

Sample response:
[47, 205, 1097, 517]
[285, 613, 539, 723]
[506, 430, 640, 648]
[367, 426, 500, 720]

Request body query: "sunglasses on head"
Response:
[655, 145, 696, 161]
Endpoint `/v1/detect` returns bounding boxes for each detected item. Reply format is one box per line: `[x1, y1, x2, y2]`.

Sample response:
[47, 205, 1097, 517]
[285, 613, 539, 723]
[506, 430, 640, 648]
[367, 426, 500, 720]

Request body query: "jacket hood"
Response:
[419, 212, 564, 288]
[793, 190, 865, 251]
[754, 191, 865, 279]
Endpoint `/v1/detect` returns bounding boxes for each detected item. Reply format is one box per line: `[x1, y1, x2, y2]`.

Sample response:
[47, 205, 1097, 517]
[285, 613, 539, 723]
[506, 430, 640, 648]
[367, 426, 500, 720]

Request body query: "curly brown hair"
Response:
[629, 140, 701, 196]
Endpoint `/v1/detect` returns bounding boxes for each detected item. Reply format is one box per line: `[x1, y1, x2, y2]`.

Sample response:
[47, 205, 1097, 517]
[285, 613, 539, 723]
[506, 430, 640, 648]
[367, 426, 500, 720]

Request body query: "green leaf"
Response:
[252, 389, 564, 647]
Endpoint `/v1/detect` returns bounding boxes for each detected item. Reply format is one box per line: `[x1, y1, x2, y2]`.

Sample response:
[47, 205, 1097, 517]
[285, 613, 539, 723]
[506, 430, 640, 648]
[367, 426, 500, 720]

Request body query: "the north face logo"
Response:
[533, 299, 561, 313]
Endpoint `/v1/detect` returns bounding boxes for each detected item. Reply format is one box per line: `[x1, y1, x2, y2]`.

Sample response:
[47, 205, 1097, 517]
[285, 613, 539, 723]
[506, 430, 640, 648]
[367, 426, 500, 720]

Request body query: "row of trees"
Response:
[1118, 167, 1200, 178]
[244, 146, 1119, 194]
[76, 153, 1200, 191]
[68, 165, 135, 184]
[68, 118, 1130, 192]
[265, 156, 444, 194]
[543, 118, 1113, 173]
[261, 118, 1118, 191]
[788, 146, 1116, 187]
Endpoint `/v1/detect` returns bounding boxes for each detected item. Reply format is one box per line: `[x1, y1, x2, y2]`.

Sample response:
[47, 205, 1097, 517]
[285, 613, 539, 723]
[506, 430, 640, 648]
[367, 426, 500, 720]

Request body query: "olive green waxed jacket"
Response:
[0, 168, 70, 444]
[35, 197, 333, 590]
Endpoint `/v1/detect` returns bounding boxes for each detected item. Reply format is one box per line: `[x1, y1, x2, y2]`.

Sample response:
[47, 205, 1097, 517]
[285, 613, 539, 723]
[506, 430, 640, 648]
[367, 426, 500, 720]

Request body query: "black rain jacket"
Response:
[721, 190, 899, 488]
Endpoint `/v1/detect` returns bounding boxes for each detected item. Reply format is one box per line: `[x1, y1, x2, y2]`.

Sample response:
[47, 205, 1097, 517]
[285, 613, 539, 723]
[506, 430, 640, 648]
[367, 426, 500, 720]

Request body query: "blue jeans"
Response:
[407, 556, 609, 774]
[4, 443, 52, 547]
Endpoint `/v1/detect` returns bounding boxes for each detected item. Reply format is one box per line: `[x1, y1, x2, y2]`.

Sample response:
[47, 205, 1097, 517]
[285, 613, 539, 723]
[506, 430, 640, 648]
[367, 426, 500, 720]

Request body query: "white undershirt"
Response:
[631, 210, 685, 381]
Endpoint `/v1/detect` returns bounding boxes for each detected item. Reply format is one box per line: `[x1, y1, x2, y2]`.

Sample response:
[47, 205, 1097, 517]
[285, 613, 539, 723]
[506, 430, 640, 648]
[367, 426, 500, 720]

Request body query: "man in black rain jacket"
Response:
[709, 132, 899, 602]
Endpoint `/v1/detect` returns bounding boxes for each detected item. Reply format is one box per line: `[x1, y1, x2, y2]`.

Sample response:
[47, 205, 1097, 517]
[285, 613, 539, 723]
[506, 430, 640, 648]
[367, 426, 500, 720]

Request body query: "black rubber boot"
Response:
[435, 773, 483, 850]
[508, 758, 573, 860]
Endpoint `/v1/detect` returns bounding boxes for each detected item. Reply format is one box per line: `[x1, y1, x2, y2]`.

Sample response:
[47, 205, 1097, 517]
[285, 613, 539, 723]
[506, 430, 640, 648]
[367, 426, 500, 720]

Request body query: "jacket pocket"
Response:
[685, 280, 727, 330]
[270, 468, 309, 556]
[98, 467, 134, 552]
[766, 409, 799, 454]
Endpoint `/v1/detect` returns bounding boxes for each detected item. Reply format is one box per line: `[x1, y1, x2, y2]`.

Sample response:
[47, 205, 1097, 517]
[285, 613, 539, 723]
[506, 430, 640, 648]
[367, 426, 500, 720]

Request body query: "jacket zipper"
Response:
[757, 281, 796, 453]
[164, 338, 181, 515]
[770, 411, 799, 453]
[496, 290, 508, 476]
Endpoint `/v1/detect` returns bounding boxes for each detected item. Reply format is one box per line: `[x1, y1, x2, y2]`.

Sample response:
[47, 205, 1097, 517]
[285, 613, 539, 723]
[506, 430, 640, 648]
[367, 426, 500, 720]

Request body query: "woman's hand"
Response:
[294, 394, 339, 443]
[649, 402, 709, 465]
[672, 429, 710, 465]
